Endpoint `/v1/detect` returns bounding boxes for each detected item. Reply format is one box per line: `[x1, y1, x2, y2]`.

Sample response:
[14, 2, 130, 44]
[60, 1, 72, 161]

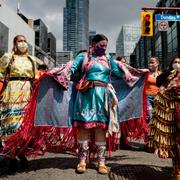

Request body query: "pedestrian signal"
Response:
[141, 12, 153, 36]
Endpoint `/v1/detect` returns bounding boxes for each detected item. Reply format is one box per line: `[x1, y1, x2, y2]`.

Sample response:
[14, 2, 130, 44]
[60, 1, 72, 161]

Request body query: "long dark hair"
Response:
[92, 34, 108, 44]
[156, 55, 179, 87]
[168, 56, 179, 71]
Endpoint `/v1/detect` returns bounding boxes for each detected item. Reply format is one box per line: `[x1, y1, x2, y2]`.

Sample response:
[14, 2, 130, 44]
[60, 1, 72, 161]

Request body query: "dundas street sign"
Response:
[155, 14, 180, 21]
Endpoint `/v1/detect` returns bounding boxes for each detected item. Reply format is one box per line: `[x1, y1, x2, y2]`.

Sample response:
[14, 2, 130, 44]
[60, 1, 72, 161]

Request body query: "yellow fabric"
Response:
[0, 53, 36, 79]
[0, 53, 37, 139]
[2, 81, 31, 104]
[1, 116, 23, 124]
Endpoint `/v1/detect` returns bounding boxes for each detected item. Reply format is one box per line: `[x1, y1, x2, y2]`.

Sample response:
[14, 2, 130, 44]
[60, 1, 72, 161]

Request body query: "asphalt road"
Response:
[0, 143, 172, 180]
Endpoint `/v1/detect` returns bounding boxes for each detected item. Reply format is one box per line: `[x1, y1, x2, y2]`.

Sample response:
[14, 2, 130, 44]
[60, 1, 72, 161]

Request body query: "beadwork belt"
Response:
[9, 77, 34, 81]
[93, 81, 107, 87]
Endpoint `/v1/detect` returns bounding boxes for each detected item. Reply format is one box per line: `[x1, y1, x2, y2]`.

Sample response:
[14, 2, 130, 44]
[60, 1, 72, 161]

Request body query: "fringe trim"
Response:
[148, 91, 178, 159]
[3, 73, 150, 158]
[120, 73, 149, 142]
[3, 74, 120, 158]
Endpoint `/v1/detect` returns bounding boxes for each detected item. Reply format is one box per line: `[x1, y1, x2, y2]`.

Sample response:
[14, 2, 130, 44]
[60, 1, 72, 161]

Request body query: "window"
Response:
[0, 22, 9, 57]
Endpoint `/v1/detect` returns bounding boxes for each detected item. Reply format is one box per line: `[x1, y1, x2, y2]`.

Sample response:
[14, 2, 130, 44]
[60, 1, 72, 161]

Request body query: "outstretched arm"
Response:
[71, 53, 85, 75]
[109, 56, 124, 78]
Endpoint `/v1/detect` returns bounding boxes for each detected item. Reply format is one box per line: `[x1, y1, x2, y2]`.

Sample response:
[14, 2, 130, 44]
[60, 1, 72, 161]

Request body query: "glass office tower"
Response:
[63, 0, 89, 56]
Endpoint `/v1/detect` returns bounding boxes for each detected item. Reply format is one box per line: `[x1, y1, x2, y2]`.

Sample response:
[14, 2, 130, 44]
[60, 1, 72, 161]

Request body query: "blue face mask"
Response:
[94, 45, 106, 56]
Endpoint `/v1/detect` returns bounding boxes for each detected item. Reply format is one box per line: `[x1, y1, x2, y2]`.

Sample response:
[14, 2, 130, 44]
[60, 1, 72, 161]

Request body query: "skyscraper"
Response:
[63, 0, 89, 56]
[116, 24, 141, 63]
[34, 19, 48, 53]
[89, 30, 96, 46]
[47, 32, 56, 61]
[56, 51, 73, 66]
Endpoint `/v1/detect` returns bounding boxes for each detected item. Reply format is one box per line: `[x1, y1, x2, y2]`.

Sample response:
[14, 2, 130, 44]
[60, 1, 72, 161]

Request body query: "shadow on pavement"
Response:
[0, 156, 77, 177]
[106, 155, 136, 162]
[0, 154, 134, 177]
[108, 164, 172, 180]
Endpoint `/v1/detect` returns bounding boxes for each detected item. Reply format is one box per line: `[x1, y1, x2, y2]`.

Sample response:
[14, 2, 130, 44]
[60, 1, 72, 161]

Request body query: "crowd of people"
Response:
[0, 34, 179, 179]
[148, 56, 180, 179]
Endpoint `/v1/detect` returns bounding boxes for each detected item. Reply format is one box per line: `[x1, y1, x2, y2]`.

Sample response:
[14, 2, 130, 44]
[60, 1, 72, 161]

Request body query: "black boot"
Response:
[7, 158, 17, 174]
[18, 155, 29, 170]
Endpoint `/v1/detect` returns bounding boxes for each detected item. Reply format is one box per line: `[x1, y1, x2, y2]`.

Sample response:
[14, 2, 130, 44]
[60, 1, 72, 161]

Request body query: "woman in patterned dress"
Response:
[2, 34, 148, 175]
[148, 57, 180, 179]
[0, 35, 37, 173]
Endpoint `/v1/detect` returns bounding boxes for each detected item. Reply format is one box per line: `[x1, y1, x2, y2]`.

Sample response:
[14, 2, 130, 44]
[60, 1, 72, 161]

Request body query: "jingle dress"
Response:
[0, 53, 36, 140]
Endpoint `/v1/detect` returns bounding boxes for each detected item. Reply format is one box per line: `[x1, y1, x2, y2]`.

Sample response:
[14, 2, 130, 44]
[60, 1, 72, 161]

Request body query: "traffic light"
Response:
[141, 11, 153, 36]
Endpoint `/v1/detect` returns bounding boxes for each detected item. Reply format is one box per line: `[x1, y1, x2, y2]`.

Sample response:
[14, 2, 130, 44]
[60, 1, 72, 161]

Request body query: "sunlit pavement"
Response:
[0, 142, 172, 180]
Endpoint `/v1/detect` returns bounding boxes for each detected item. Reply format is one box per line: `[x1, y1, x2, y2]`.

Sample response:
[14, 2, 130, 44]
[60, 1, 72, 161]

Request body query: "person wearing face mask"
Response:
[72, 34, 122, 174]
[146, 57, 161, 123]
[3, 34, 149, 175]
[172, 60, 180, 71]
[0, 35, 37, 174]
[156, 56, 180, 87]
[148, 57, 180, 179]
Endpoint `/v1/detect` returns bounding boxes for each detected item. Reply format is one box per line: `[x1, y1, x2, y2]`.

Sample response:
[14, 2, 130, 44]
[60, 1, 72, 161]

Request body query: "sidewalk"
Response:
[0, 145, 172, 180]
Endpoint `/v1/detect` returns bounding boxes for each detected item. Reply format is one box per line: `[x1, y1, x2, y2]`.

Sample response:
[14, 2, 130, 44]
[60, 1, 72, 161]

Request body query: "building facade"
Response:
[47, 32, 56, 61]
[130, 0, 180, 69]
[130, 37, 147, 68]
[116, 24, 141, 63]
[34, 19, 48, 53]
[63, 0, 89, 56]
[89, 30, 96, 46]
[56, 51, 73, 66]
[0, 0, 35, 57]
[34, 19, 56, 67]
[109, 52, 116, 59]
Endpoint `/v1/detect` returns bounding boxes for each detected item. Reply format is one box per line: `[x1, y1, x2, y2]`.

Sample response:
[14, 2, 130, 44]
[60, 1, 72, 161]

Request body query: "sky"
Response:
[6, 0, 158, 53]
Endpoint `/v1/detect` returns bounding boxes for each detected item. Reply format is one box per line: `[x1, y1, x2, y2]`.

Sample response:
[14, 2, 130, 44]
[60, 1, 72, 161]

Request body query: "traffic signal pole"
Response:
[141, 12, 153, 36]
[141, 7, 180, 69]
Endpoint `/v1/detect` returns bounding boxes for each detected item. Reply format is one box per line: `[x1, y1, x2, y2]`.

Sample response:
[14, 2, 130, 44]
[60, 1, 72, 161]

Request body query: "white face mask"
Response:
[149, 63, 158, 69]
[17, 42, 28, 53]
[172, 63, 180, 70]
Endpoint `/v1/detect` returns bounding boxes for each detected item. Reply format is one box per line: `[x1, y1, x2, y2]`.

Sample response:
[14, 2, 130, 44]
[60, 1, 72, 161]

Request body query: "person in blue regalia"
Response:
[72, 34, 124, 174]
[3, 34, 149, 175]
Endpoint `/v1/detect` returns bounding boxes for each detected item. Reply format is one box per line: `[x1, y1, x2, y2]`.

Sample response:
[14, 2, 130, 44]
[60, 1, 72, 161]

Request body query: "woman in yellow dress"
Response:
[0, 35, 37, 173]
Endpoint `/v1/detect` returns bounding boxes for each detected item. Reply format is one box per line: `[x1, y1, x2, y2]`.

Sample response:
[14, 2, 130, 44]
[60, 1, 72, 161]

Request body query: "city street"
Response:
[0, 0, 179, 180]
[0, 142, 172, 180]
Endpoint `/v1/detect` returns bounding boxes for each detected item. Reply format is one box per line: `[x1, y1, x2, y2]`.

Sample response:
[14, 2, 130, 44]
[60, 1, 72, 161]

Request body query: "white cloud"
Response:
[6, 0, 159, 52]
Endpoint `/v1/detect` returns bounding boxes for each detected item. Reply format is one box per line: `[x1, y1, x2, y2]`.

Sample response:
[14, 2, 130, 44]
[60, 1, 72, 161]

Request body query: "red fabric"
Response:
[120, 73, 149, 143]
[73, 121, 107, 129]
[3, 73, 149, 158]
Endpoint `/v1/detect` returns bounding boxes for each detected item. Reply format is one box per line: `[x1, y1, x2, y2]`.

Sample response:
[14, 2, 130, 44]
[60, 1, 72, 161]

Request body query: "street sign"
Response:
[155, 14, 180, 21]
[158, 21, 169, 31]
